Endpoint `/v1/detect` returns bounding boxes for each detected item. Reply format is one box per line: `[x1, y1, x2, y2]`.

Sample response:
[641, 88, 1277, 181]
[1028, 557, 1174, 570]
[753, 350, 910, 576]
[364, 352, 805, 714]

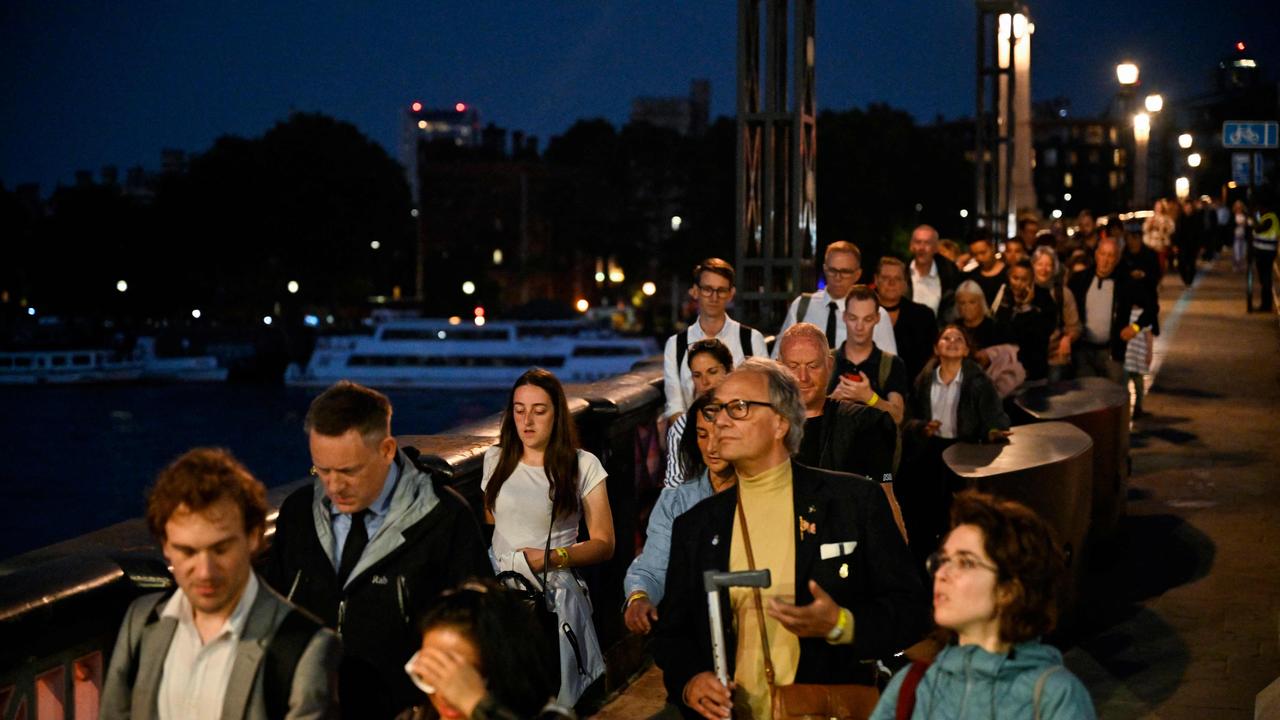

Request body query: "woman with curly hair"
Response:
[870, 491, 1096, 719]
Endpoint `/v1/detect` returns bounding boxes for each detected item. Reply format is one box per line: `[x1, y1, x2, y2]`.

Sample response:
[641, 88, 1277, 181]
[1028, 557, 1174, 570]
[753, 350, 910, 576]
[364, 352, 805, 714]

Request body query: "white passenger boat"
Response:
[285, 317, 658, 388]
[0, 348, 145, 384]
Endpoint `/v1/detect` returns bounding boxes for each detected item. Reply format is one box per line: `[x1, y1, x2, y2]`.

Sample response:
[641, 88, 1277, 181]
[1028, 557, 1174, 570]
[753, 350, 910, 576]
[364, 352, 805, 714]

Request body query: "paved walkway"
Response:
[1066, 258, 1280, 719]
[594, 258, 1280, 719]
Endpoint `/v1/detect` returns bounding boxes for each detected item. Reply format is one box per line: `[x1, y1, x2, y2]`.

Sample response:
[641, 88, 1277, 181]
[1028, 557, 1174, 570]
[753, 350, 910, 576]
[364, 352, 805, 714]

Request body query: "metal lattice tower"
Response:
[735, 0, 817, 330]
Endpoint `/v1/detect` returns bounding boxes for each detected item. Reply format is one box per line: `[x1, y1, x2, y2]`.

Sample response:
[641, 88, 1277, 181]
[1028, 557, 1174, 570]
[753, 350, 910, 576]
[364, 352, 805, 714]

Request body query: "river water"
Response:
[0, 383, 507, 560]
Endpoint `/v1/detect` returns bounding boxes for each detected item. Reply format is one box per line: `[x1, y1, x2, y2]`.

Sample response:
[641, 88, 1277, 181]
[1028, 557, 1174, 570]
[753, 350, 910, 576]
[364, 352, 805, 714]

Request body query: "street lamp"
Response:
[1175, 177, 1190, 200]
[1116, 62, 1139, 86]
[1178, 133, 1193, 149]
[1144, 94, 1163, 113]
[1187, 153, 1202, 168]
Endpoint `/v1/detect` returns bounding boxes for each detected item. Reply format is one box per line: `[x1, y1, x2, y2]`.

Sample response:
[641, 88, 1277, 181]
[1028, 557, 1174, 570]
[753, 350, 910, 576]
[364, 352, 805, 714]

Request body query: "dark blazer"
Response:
[799, 398, 897, 483]
[890, 300, 939, 382]
[907, 258, 962, 323]
[100, 576, 341, 720]
[905, 358, 1011, 443]
[653, 462, 930, 716]
[1067, 268, 1158, 361]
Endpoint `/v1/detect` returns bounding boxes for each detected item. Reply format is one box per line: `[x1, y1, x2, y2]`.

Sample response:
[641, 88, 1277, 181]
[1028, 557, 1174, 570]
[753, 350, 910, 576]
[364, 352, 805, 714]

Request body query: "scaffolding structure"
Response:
[974, 1, 1033, 240]
[735, 0, 817, 330]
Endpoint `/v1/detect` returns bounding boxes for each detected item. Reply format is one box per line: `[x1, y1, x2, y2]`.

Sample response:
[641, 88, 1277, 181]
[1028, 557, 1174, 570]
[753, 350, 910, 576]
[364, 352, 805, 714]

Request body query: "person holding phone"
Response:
[828, 285, 909, 425]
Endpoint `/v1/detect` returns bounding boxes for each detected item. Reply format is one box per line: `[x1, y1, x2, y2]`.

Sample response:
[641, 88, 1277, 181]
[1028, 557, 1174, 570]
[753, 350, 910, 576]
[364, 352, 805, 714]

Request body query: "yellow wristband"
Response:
[554, 546, 570, 569]
[626, 591, 649, 608]
[1130, 323, 1141, 334]
[825, 607, 849, 642]
[867, 392, 880, 407]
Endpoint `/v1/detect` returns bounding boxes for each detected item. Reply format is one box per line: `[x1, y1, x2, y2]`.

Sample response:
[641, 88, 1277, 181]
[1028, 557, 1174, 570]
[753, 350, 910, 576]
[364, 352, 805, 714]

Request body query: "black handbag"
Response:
[494, 514, 563, 684]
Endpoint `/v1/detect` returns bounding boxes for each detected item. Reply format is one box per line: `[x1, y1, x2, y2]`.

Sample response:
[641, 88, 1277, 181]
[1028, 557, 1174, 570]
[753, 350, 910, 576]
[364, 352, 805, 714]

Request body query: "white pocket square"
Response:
[820, 541, 857, 560]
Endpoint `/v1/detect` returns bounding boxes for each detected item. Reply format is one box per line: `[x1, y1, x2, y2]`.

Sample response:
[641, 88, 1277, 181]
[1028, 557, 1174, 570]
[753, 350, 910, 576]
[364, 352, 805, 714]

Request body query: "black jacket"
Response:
[797, 398, 897, 483]
[265, 451, 493, 719]
[653, 462, 930, 717]
[907, 257, 962, 323]
[889, 300, 939, 382]
[905, 358, 1011, 443]
[1067, 268, 1158, 361]
[995, 286, 1057, 382]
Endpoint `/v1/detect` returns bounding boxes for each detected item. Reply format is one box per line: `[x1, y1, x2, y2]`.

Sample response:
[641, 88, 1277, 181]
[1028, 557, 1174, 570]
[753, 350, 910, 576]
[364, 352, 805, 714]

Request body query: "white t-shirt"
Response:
[481, 446, 608, 558]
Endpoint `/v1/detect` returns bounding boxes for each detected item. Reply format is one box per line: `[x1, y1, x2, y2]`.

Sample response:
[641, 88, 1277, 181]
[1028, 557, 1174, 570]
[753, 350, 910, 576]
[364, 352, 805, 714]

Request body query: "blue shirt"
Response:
[623, 472, 717, 605]
[329, 458, 400, 571]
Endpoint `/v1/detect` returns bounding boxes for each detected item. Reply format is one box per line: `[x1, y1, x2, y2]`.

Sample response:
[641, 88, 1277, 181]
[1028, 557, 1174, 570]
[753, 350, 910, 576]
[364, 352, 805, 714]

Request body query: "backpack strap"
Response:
[263, 609, 324, 720]
[878, 351, 894, 391]
[796, 293, 815, 326]
[739, 324, 754, 359]
[676, 328, 690, 371]
[895, 660, 931, 720]
[1032, 665, 1064, 720]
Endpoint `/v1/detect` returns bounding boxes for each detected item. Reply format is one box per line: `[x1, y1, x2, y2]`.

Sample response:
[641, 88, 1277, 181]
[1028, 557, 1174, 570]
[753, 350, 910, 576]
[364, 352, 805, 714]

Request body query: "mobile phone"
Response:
[842, 371, 862, 382]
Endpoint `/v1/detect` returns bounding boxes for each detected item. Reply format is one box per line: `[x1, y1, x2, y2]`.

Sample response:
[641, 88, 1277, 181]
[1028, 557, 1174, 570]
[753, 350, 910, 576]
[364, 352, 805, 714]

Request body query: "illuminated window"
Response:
[1063, 172, 1074, 188]
[1113, 149, 1124, 166]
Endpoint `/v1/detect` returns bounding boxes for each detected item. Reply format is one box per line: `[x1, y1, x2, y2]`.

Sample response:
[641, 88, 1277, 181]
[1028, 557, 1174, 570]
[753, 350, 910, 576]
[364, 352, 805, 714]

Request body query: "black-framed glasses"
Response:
[696, 284, 733, 298]
[824, 265, 858, 278]
[701, 399, 776, 421]
[925, 551, 999, 577]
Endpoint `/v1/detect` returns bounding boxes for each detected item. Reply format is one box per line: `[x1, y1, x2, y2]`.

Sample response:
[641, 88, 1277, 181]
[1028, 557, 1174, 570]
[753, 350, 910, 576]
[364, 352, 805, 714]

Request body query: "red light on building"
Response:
[411, 101, 422, 112]
[474, 306, 485, 317]
[1236, 41, 1246, 52]
[455, 102, 467, 112]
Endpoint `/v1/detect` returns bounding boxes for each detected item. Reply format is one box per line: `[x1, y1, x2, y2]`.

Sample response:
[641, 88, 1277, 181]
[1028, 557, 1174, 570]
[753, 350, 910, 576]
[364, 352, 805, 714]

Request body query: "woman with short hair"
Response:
[870, 491, 1096, 719]
[1031, 246, 1081, 383]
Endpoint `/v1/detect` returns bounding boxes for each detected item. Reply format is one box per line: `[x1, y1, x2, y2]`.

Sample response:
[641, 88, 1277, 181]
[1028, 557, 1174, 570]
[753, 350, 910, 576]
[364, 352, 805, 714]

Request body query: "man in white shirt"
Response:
[906, 224, 961, 319]
[772, 241, 897, 358]
[663, 258, 768, 420]
[102, 448, 340, 720]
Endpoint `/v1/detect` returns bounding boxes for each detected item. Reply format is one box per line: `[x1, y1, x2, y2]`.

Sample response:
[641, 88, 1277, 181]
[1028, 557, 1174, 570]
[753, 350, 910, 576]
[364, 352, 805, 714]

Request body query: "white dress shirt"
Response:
[910, 259, 943, 313]
[158, 574, 260, 720]
[930, 365, 964, 439]
[663, 314, 769, 417]
[1083, 276, 1115, 344]
[771, 289, 898, 358]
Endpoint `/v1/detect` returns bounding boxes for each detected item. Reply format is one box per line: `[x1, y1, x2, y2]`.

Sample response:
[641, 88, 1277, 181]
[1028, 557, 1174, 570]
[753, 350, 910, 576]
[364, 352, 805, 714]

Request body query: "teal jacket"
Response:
[870, 641, 1096, 720]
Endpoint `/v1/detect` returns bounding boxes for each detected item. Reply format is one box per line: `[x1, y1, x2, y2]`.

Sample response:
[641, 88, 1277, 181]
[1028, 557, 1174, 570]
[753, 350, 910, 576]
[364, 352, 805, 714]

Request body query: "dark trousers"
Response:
[897, 435, 959, 565]
[1254, 248, 1276, 310]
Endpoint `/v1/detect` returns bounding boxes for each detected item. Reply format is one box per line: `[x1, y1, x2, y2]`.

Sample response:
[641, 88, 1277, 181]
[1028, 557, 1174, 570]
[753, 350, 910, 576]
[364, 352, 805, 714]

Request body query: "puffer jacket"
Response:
[870, 641, 1096, 719]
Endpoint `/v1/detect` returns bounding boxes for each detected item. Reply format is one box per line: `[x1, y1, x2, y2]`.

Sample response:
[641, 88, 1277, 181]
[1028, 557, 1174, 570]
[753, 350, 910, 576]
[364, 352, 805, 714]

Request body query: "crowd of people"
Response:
[106, 204, 1276, 719]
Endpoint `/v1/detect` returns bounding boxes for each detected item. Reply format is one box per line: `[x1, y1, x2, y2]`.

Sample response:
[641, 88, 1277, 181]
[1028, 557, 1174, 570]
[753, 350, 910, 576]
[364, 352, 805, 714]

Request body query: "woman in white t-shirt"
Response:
[481, 367, 614, 708]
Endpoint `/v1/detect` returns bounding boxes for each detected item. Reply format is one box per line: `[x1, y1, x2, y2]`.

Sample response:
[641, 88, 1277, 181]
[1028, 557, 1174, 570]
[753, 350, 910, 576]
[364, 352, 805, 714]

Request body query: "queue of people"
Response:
[101, 248, 1121, 720]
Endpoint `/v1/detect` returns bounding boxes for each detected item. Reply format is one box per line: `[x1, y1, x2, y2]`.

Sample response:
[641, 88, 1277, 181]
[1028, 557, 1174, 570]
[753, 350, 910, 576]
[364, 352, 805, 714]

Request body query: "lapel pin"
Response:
[839, 563, 849, 578]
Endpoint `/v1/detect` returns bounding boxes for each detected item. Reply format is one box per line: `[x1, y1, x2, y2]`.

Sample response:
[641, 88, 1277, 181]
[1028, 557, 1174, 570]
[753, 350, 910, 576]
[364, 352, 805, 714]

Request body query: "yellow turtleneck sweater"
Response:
[730, 459, 797, 720]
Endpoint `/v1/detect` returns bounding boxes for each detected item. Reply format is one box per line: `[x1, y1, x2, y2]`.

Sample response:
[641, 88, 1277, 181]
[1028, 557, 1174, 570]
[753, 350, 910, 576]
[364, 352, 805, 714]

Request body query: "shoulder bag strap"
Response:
[676, 329, 690, 371]
[796, 293, 814, 325]
[263, 609, 323, 720]
[739, 324, 754, 358]
[1032, 665, 1063, 720]
[735, 492, 777, 695]
[895, 660, 931, 720]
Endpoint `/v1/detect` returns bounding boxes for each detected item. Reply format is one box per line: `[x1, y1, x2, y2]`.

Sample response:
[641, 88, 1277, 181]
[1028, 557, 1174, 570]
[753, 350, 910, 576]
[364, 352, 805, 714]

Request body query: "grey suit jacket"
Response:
[100, 574, 341, 720]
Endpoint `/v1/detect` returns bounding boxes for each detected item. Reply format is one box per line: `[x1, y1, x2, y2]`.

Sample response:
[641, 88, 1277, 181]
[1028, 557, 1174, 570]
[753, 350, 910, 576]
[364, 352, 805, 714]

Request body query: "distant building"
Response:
[630, 79, 711, 136]
[1032, 98, 1126, 216]
[399, 102, 482, 203]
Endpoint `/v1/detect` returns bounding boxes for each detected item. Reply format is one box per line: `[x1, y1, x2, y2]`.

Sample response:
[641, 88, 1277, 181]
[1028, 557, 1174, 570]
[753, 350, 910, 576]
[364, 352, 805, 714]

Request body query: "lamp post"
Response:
[1133, 112, 1151, 209]
[1115, 62, 1139, 210]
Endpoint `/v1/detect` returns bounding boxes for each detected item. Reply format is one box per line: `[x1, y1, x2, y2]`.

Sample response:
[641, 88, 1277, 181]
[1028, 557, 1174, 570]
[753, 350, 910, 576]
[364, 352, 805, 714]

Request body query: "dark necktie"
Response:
[825, 301, 838, 349]
[337, 510, 369, 585]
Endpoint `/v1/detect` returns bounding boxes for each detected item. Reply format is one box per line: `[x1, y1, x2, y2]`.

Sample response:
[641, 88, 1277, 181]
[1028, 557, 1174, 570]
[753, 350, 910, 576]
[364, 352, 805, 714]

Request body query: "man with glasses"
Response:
[773, 241, 897, 359]
[265, 381, 491, 719]
[654, 359, 929, 719]
[663, 257, 768, 421]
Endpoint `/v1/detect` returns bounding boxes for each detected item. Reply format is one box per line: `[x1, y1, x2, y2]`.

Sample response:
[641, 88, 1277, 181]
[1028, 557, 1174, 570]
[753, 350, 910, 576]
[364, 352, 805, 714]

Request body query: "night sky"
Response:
[3, 1, 1278, 194]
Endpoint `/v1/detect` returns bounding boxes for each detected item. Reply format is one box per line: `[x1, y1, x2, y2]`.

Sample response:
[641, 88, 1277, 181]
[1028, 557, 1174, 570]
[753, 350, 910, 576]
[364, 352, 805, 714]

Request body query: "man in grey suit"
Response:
[101, 448, 340, 720]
